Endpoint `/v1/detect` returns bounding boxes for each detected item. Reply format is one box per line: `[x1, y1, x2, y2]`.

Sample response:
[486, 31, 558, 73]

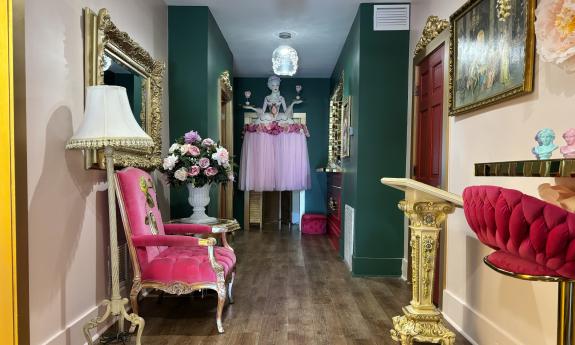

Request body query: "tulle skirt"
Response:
[239, 132, 311, 191]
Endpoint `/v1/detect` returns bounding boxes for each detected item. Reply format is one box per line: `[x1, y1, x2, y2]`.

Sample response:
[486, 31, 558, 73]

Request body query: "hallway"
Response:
[137, 227, 471, 345]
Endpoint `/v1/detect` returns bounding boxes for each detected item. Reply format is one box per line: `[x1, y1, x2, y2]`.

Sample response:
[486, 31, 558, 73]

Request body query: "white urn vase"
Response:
[181, 183, 218, 224]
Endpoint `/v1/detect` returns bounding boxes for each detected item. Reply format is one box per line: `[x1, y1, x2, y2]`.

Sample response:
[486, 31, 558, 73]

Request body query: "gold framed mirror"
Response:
[83, 8, 165, 169]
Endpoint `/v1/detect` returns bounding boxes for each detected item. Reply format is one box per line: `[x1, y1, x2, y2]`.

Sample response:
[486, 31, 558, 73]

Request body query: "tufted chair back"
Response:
[115, 167, 167, 273]
[463, 185, 575, 280]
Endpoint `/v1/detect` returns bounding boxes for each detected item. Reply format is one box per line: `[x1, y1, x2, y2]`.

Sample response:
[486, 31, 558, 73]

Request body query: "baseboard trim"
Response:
[442, 289, 523, 345]
[41, 287, 130, 345]
[40, 303, 116, 345]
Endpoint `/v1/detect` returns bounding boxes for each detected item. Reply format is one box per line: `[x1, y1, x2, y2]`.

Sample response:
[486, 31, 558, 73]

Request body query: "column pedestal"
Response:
[390, 200, 455, 345]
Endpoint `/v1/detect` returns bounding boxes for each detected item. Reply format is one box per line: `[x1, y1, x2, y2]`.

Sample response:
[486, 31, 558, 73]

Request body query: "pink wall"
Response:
[409, 0, 575, 344]
[24, 0, 168, 343]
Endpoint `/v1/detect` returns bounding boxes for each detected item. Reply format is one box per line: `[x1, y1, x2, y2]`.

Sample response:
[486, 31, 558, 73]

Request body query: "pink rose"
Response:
[202, 138, 215, 147]
[211, 147, 229, 166]
[188, 145, 200, 157]
[198, 157, 210, 169]
[205, 167, 218, 176]
[228, 173, 235, 182]
[188, 165, 200, 176]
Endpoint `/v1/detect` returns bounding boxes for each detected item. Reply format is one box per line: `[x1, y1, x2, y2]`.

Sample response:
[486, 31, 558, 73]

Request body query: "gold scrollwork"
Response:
[410, 233, 420, 302]
[414, 16, 449, 56]
[220, 70, 233, 100]
[399, 200, 455, 228]
[391, 309, 455, 345]
[84, 8, 165, 169]
[421, 235, 437, 300]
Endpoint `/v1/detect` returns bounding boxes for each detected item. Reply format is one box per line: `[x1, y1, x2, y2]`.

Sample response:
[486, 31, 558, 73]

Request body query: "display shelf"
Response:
[475, 159, 575, 177]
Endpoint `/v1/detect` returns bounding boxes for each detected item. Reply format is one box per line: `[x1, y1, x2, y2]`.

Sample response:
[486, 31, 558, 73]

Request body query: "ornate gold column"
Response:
[390, 200, 455, 345]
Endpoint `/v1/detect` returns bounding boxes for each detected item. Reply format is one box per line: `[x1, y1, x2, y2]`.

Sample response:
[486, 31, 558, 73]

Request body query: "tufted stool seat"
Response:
[463, 185, 575, 280]
[463, 185, 575, 343]
[301, 213, 327, 235]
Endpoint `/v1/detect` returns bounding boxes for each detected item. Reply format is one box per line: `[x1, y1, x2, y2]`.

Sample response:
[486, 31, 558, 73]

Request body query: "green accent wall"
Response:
[232, 78, 330, 227]
[168, 6, 233, 219]
[331, 4, 409, 276]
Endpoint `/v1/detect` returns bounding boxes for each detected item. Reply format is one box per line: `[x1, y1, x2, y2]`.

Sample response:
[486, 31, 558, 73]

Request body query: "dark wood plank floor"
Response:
[134, 226, 471, 345]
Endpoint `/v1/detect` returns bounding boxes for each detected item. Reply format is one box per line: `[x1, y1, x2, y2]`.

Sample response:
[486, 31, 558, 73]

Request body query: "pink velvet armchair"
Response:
[115, 167, 236, 333]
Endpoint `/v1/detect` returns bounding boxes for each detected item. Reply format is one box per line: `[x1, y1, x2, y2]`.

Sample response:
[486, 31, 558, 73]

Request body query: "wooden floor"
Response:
[135, 225, 471, 345]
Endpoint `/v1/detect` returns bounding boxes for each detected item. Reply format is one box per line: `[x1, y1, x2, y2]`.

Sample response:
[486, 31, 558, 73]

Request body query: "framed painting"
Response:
[341, 96, 351, 158]
[449, 0, 535, 115]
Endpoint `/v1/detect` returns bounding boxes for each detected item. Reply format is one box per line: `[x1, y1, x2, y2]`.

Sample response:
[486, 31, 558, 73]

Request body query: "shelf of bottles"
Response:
[327, 77, 344, 170]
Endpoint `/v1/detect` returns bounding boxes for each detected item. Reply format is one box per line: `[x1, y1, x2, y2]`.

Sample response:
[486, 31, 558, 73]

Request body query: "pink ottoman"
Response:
[301, 214, 327, 235]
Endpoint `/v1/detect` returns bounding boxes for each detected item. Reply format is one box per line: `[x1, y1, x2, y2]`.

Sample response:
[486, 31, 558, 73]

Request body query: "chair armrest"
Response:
[132, 235, 216, 248]
[164, 223, 213, 235]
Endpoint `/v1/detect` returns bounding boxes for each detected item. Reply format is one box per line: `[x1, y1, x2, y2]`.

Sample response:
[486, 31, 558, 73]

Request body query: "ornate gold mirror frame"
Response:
[83, 8, 165, 169]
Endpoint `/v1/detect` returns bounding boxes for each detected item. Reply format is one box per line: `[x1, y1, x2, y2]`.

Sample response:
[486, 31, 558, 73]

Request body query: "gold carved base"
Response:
[391, 306, 455, 345]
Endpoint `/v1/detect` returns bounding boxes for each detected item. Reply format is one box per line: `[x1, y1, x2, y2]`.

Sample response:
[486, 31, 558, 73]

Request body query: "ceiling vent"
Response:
[373, 4, 410, 31]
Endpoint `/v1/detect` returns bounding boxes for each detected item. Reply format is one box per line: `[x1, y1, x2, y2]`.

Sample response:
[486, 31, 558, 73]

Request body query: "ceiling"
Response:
[165, 0, 406, 78]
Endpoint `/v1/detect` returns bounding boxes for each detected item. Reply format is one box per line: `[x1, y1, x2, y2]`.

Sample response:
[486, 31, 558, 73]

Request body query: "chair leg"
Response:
[130, 284, 141, 316]
[228, 271, 235, 304]
[216, 290, 226, 334]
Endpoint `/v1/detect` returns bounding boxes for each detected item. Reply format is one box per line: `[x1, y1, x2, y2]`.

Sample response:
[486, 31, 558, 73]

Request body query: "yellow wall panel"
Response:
[0, 0, 17, 343]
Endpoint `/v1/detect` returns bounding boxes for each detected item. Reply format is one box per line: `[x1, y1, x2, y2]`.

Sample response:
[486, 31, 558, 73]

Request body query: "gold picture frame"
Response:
[83, 8, 165, 169]
[449, 0, 535, 116]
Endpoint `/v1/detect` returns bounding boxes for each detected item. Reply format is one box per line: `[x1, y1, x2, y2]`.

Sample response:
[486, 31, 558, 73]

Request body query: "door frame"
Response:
[218, 71, 233, 219]
[409, 29, 451, 307]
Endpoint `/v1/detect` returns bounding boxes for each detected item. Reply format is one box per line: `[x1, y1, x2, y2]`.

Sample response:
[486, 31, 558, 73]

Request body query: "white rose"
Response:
[168, 143, 181, 154]
[174, 167, 188, 181]
[162, 154, 178, 170]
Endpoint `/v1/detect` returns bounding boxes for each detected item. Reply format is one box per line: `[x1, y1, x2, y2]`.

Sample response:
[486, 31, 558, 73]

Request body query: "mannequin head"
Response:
[267, 75, 281, 93]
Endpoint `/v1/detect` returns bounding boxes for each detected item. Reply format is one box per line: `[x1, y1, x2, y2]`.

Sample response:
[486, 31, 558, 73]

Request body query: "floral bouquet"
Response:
[160, 130, 234, 187]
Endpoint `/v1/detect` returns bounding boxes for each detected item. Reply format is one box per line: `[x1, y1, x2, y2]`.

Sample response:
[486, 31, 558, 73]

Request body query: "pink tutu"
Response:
[239, 131, 311, 191]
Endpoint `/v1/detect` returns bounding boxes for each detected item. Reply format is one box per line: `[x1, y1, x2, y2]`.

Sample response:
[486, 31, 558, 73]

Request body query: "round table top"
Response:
[169, 218, 240, 233]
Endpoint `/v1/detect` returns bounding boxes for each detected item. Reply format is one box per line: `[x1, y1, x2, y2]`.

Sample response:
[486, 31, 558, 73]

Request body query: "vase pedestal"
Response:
[183, 183, 218, 224]
[380, 178, 463, 345]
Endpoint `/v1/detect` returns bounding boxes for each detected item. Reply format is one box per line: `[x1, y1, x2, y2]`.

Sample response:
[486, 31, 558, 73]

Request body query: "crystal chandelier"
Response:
[272, 45, 299, 76]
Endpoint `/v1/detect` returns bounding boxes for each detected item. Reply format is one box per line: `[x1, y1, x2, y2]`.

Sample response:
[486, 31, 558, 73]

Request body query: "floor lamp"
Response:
[66, 85, 153, 345]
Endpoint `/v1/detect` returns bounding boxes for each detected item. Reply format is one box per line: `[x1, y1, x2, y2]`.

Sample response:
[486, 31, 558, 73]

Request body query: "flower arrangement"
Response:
[160, 130, 234, 187]
[535, 0, 575, 71]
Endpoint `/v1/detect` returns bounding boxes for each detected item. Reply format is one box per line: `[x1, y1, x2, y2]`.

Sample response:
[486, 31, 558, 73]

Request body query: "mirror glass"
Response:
[103, 55, 145, 126]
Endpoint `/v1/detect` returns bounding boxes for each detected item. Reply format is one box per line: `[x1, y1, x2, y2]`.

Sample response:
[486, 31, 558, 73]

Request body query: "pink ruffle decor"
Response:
[239, 122, 311, 192]
[243, 122, 310, 137]
[535, 0, 575, 71]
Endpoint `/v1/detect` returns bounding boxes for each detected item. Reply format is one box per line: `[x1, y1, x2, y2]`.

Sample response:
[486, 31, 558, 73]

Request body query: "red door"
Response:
[414, 44, 445, 306]
[415, 45, 444, 188]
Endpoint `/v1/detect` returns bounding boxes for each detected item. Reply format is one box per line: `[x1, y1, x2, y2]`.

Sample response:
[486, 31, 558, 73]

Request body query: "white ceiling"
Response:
[165, 0, 408, 78]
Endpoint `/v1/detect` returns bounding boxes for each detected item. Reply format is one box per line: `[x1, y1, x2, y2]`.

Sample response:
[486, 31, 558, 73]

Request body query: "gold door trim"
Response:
[410, 27, 451, 308]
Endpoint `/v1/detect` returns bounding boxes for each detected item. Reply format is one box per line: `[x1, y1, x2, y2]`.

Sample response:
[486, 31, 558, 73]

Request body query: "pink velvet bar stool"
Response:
[463, 186, 575, 344]
[115, 167, 237, 333]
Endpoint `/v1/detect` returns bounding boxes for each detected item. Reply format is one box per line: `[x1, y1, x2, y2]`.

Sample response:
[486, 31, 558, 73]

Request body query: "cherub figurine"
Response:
[532, 128, 558, 160]
[243, 75, 302, 124]
[560, 128, 575, 158]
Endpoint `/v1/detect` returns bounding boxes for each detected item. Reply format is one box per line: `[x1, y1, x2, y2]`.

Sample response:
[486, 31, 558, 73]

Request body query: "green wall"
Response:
[331, 4, 409, 276]
[232, 78, 330, 227]
[168, 6, 233, 219]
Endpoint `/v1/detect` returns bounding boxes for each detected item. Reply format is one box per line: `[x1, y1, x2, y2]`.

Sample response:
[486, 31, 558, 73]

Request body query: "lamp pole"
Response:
[82, 146, 145, 345]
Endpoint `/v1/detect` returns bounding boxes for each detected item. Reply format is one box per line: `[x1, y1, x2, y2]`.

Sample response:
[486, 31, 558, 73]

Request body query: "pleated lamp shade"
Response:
[66, 85, 154, 150]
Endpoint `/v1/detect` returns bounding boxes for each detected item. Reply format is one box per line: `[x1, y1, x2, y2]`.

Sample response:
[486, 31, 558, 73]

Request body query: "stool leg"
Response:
[558, 281, 575, 345]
